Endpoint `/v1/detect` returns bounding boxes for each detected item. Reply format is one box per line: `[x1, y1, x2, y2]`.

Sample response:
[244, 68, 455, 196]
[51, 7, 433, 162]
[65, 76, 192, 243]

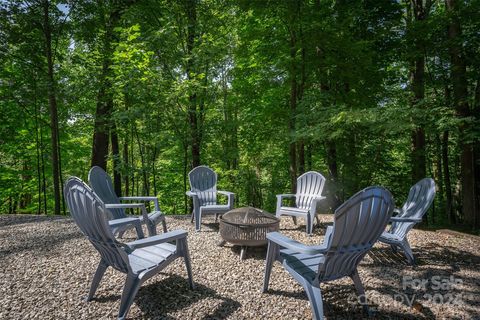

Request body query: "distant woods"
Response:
[0, 0, 479, 230]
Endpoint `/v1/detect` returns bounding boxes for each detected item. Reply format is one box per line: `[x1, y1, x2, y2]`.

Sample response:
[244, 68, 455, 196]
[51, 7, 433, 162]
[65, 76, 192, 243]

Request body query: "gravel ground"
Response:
[1, 214, 479, 319]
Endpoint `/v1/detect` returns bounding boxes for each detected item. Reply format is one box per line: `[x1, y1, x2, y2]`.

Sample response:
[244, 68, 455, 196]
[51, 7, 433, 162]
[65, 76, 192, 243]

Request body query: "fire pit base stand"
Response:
[217, 239, 252, 260]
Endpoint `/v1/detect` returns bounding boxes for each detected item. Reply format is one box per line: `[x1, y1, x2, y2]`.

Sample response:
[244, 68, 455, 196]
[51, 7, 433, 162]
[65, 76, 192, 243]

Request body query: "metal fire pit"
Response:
[219, 207, 279, 259]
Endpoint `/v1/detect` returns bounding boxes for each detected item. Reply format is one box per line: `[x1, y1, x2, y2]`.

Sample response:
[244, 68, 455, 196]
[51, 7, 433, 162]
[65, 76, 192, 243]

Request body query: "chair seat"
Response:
[280, 249, 325, 283]
[200, 204, 231, 212]
[379, 231, 402, 243]
[128, 243, 176, 274]
[279, 206, 309, 215]
[135, 211, 164, 223]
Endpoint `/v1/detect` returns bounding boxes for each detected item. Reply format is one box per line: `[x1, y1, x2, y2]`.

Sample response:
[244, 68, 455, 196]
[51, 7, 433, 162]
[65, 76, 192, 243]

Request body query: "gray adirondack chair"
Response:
[64, 177, 194, 320]
[89, 166, 167, 238]
[186, 165, 234, 232]
[263, 186, 394, 320]
[276, 171, 326, 235]
[379, 178, 435, 265]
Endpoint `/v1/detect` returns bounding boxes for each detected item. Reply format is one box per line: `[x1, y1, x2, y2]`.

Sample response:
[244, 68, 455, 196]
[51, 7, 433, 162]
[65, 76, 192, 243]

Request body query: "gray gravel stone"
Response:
[0, 214, 479, 319]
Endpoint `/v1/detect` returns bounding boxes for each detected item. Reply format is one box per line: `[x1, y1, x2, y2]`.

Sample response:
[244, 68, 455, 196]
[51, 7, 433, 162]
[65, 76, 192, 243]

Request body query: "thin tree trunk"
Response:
[123, 139, 129, 196]
[326, 140, 341, 210]
[446, 0, 478, 228]
[288, 29, 298, 195]
[410, 0, 428, 183]
[91, 5, 122, 170]
[34, 77, 41, 214]
[442, 131, 454, 223]
[43, 0, 61, 215]
[111, 121, 122, 196]
[185, 0, 201, 169]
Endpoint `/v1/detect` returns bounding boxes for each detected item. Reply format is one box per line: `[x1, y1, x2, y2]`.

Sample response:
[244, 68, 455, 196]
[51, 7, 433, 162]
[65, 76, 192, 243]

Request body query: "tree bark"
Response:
[288, 29, 298, 194]
[91, 5, 122, 170]
[410, 0, 428, 183]
[42, 0, 61, 215]
[111, 121, 121, 196]
[446, 0, 478, 228]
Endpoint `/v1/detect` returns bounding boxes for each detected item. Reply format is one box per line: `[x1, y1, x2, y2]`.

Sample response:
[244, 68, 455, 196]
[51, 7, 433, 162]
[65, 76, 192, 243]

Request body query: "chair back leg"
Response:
[87, 260, 108, 301]
[351, 269, 370, 315]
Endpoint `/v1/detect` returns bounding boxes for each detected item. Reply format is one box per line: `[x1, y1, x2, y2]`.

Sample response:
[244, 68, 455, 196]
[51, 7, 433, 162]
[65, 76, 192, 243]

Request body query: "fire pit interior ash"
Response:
[219, 207, 280, 259]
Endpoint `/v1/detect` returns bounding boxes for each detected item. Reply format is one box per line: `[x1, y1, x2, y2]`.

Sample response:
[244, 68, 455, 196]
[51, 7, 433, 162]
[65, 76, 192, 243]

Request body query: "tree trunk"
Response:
[442, 130, 454, 223]
[111, 122, 121, 196]
[288, 29, 298, 194]
[123, 138, 129, 197]
[185, 0, 201, 169]
[410, 0, 427, 183]
[326, 140, 341, 210]
[42, 0, 61, 215]
[446, 0, 478, 228]
[91, 5, 122, 170]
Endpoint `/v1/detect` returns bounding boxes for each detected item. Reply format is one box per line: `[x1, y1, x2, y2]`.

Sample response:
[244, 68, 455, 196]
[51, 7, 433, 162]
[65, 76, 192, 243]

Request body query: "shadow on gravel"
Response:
[134, 274, 241, 319]
[368, 244, 480, 319]
[0, 214, 69, 227]
[0, 216, 82, 257]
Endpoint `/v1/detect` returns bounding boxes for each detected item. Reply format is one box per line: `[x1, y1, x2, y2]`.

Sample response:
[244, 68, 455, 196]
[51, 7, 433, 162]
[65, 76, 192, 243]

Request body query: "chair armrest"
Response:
[266, 232, 329, 255]
[105, 203, 145, 209]
[186, 191, 197, 197]
[309, 196, 326, 213]
[119, 196, 160, 211]
[393, 208, 402, 216]
[105, 203, 149, 222]
[390, 216, 422, 223]
[124, 229, 188, 251]
[324, 225, 333, 244]
[218, 190, 234, 196]
[108, 217, 141, 228]
[276, 194, 295, 199]
[218, 190, 235, 207]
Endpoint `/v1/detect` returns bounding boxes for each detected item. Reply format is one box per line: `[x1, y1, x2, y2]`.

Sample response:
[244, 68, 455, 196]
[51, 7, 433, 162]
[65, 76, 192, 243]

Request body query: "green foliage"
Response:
[1, 0, 479, 230]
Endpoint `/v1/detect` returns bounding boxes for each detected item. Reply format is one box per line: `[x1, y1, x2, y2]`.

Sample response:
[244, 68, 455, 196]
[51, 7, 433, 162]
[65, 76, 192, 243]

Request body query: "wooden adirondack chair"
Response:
[263, 187, 394, 320]
[379, 178, 435, 265]
[186, 166, 234, 232]
[276, 171, 326, 235]
[89, 166, 167, 238]
[64, 177, 194, 320]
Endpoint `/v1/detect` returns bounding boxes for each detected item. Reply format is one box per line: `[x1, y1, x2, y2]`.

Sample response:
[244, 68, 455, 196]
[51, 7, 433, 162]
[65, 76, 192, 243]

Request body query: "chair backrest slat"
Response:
[188, 166, 218, 206]
[318, 187, 393, 281]
[391, 178, 435, 239]
[64, 177, 130, 273]
[88, 166, 125, 220]
[295, 171, 326, 210]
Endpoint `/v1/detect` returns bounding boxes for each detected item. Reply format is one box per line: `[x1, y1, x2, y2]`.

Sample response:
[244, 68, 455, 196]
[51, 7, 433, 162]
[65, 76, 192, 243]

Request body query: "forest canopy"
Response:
[0, 0, 479, 231]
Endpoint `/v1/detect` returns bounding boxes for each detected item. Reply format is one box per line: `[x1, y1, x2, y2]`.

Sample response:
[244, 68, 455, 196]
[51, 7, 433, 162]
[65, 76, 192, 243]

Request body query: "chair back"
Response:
[318, 187, 393, 281]
[391, 178, 435, 239]
[188, 166, 218, 206]
[88, 166, 125, 220]
[64, 177, 130, 273]
[295, 171, 326, 210]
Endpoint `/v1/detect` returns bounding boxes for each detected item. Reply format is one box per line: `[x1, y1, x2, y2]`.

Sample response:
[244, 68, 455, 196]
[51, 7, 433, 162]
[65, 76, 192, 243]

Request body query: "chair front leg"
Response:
[306, 212, 315, 235]
[87, 259, 108, 301]
[194, 207, 202, 232]
[401, 238, 415, 265]
[262, 240, 279, 293]
[227, 193, 235, 209]
[118, 273, 142, 320]
[275, 196, 282, 218]
[304, 279, 324, 320]
[178, 238, 195, 290]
